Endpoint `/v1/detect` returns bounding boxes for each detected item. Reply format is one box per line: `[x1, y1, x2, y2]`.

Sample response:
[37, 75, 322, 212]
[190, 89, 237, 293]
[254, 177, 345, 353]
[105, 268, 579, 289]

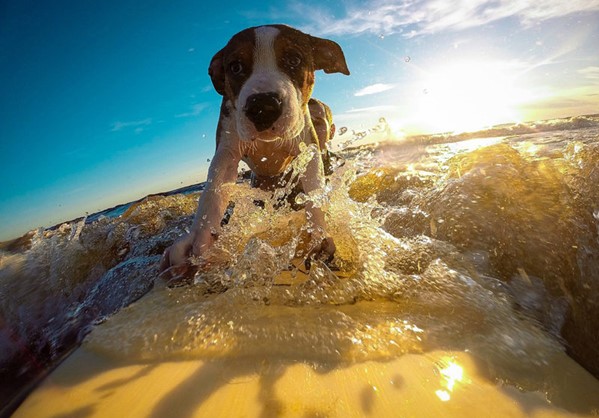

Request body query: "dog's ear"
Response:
[208, 48, 226, 95]
[310, 36, 350, 76]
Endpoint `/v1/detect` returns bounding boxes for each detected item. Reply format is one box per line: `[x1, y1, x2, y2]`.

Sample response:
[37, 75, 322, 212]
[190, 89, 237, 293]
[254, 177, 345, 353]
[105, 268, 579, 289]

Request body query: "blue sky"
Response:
[1, 0, 598, 241]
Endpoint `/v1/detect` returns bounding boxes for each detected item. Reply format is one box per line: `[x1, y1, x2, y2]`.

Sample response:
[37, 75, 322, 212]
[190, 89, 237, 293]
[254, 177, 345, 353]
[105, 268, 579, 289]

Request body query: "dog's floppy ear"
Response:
[310, 36, 350, 76]
[208, 48, 226, 96]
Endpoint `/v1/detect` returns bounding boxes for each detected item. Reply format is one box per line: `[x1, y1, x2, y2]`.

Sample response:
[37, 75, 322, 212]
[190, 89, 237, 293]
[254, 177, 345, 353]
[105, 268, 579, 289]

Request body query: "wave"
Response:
[405, 113, 599, 144]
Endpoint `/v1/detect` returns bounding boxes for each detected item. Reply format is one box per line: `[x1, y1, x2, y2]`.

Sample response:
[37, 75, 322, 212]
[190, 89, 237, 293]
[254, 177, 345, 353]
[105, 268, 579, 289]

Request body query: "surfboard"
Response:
[11, 258, 599, 418]
[13, 344, 599, 418]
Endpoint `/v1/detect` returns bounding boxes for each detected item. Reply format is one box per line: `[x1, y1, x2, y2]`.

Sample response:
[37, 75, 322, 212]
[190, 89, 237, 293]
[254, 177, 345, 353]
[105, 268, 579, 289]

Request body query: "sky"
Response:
[1, 0, 598, 241]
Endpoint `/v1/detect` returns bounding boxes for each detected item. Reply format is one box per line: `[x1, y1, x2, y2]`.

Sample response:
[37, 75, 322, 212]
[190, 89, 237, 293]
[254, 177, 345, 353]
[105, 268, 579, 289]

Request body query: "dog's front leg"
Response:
[161, 145, 240, 272]
[299, 133, 336, 262]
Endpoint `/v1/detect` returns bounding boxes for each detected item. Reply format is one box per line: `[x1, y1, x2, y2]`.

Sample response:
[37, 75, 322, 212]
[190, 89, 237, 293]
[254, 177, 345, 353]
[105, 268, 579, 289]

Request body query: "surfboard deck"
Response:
[13, 259, 599, 418]
[14, 345, 599, 418]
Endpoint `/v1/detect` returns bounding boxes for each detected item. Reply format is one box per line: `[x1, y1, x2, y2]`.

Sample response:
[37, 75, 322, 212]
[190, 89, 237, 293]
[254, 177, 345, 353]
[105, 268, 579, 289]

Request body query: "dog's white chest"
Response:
[241, 138, 299, 177]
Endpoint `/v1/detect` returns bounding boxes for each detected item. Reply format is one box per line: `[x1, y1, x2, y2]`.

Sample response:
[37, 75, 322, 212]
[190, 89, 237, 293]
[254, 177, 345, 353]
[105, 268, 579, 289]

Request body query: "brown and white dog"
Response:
[160, 24, 349, 277]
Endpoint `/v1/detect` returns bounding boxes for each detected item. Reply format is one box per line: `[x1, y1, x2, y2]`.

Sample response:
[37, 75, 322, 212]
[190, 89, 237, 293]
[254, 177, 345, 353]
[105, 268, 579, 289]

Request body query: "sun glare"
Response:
[435, 358, 466, 402]
[412, 61, 530, 134]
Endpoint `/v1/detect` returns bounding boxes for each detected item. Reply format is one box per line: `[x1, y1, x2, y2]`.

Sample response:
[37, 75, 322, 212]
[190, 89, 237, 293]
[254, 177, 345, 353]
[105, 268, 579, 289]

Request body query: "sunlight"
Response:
[435, 358, 465, 402]
[413, 61, 531, 133]
[440, 361, 464, 391]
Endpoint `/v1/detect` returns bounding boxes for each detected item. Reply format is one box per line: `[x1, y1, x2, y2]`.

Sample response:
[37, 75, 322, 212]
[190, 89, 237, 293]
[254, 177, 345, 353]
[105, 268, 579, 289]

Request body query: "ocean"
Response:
[1, 114, 599, 416]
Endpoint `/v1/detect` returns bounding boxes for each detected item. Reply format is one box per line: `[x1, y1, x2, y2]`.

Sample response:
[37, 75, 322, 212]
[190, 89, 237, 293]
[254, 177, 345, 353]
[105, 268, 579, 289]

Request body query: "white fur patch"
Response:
[235, 26, 305, 142]
[254, 26, 279, 72]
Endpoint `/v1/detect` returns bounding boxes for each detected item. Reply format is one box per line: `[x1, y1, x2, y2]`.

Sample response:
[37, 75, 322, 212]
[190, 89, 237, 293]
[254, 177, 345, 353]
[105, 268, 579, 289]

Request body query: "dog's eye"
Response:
[229, 61, 243, 75]
[286, 54, 302, 68]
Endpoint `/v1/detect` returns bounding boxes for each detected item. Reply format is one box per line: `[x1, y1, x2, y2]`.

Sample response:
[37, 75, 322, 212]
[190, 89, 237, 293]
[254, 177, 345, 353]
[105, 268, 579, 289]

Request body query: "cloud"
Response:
[345, 105, 400, 113]
[175, 103, 209, 118]
[110, 118, 152, 132]
[578, 66, 599, 83]
[300, 0, 599, 37]
[354, 83, 397, 96]
[335, 105, 400, 124]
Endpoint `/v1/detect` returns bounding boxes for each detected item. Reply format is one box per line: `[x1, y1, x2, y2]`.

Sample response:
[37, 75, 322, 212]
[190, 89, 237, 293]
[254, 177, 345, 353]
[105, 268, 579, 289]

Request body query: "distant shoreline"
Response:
[0, 182, 208, 253]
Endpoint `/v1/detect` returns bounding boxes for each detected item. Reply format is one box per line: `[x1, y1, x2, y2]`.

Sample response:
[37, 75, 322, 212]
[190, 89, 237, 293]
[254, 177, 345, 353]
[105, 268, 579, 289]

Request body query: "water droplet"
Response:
[207, 158, 211, 162]
[295, 193, 307, 205]
[404, 56, 411, 63]
[423, 88, 429, 95]
[339, 127, 348, 135]
[261, 157, 268, 162]
[378, 34, 385, 40]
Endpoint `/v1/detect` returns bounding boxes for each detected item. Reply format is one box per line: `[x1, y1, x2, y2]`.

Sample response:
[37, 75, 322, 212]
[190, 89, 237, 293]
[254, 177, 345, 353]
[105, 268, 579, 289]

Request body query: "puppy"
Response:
[160, 24, 349, 277]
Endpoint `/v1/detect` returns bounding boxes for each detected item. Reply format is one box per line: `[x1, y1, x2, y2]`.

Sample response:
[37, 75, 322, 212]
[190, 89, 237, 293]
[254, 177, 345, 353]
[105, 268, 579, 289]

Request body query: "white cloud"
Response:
[300, 0, 599, 37]
[578, 66, 599, 82]
[110, 118, 152, 132]
[175, 103, 209, 118]
[334, 105, 400, 125]
[354, 83, 396, 96]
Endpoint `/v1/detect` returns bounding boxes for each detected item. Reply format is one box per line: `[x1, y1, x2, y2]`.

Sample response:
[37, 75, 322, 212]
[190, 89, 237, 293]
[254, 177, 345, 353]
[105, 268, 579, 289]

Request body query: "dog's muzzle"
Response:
[244, 92, 283, 132]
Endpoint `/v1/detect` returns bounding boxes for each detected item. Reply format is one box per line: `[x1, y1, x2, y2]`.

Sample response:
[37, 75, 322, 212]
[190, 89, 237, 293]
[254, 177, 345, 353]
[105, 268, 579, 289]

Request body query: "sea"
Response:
[1, 114, 599, 416]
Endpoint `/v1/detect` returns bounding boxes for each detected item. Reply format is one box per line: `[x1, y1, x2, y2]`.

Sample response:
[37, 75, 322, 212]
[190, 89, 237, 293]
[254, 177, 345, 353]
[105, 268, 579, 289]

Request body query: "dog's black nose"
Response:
[244, 93, 283, 132]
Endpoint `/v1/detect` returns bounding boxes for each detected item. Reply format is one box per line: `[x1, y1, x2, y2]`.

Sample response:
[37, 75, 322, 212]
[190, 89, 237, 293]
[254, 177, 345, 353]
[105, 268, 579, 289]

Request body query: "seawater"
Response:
[1, 114, 599, 415]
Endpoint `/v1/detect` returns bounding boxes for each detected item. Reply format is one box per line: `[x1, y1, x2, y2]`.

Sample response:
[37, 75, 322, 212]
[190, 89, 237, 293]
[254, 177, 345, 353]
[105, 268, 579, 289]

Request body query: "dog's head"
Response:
[209, 25, 349, 142]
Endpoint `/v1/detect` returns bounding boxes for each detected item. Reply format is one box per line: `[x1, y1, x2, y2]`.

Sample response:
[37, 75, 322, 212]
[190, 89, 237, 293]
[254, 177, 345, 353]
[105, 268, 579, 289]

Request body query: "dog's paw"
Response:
[305, 236, 336, 270]
[158, 263, 198, 287]
[158, 246, 198, 287]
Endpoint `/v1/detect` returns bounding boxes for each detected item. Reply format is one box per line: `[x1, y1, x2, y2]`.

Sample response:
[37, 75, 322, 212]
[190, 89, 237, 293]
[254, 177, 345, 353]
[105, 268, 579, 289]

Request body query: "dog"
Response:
[160, 24, 349, 278]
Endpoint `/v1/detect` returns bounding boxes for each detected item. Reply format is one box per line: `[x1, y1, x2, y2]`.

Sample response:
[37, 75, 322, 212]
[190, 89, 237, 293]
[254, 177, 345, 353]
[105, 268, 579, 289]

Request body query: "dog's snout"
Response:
[244, 93, 283, 132]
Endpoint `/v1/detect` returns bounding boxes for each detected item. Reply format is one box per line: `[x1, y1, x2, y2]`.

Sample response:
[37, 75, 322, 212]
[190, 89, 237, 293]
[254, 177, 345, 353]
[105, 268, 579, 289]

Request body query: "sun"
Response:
[411, 61, 530, 134]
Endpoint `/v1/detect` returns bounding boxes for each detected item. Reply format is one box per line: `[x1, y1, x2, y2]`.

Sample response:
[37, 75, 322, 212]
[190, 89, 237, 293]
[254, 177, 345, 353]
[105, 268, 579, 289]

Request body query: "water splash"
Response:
[83, 140, 579, 392]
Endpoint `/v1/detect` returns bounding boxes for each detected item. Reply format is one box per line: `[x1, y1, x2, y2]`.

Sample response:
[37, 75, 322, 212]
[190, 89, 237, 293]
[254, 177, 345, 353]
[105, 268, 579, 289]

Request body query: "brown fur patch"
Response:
[272, 27, 315, 107]
[210, 28, 256, 105]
